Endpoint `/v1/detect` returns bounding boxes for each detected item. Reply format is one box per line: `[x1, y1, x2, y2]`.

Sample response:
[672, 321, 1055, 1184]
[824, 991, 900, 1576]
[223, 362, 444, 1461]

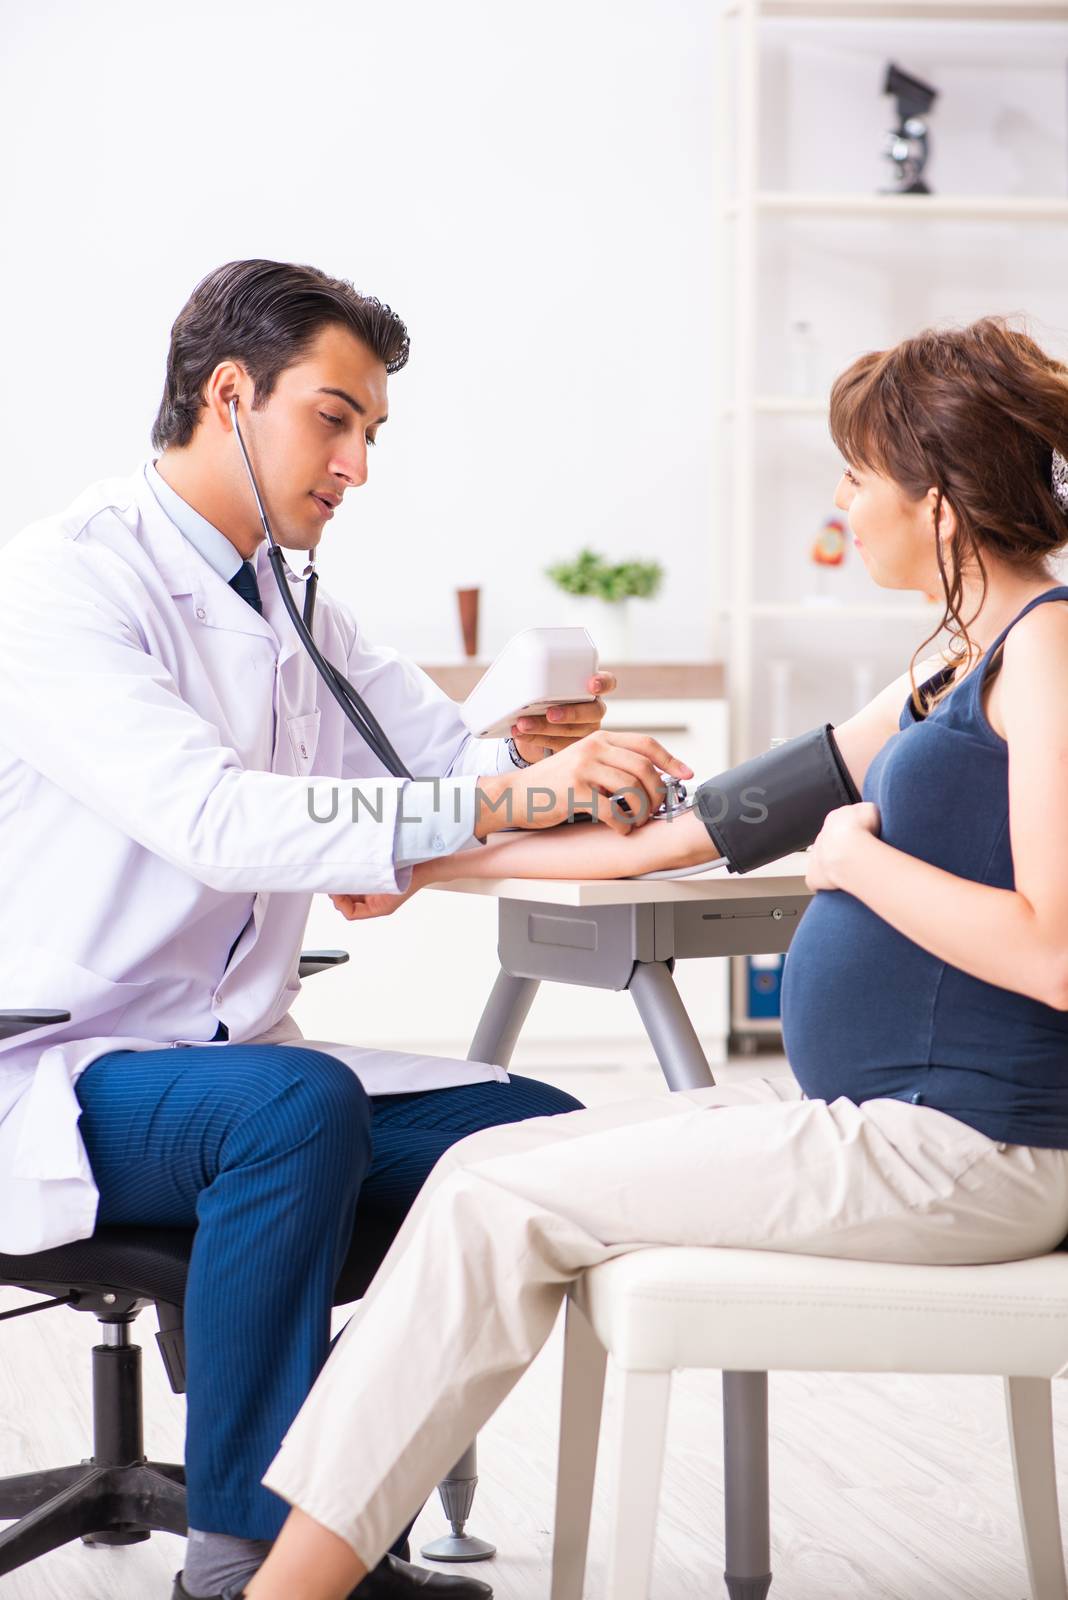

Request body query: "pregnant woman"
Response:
[245, 317, 1068, 1599]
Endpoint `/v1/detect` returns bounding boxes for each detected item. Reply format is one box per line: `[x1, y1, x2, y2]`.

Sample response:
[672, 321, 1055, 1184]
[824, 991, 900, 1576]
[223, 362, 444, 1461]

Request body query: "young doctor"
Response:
[236, 317, 1068, 1599]
[0, 258, 692, 1600]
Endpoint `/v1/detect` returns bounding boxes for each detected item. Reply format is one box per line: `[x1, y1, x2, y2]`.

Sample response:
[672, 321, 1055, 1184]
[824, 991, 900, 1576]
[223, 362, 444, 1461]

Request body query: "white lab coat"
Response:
[0, 466, 509, 1254]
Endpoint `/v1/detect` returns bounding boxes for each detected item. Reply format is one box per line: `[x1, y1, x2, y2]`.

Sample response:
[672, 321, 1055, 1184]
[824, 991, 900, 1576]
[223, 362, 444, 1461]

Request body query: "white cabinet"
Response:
[291, 696, 730, 1063]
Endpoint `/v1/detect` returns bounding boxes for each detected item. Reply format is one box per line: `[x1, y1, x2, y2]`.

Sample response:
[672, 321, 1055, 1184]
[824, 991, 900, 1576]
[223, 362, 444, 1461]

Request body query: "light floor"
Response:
[0, 1048, 1058, 1599]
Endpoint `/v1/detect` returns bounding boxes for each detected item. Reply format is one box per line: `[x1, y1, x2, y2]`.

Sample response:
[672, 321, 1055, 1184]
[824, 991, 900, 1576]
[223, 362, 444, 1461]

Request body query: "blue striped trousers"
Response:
[75, 1045, 582, 1539]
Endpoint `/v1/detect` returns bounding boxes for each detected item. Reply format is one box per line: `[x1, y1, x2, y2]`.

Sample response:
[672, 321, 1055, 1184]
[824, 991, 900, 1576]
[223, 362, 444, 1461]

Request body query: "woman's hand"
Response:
[805, 802, 881, 892]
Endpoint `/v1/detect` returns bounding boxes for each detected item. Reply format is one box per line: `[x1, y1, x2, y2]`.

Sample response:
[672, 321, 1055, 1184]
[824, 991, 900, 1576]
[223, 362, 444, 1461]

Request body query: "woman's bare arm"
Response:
[422, 806, 718, 886]
[450, 648, 948, 886]
[335, 653, 951, 924]
[332, 809, 719, 920]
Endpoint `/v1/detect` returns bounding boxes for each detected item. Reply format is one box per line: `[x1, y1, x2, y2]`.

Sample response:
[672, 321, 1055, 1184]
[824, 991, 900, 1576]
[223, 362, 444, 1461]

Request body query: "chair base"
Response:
[420, 1533, 497, 1563]
[421, 1446, 496, 1563]
[724, 1573, 772, 1600]
[0, 1458, 186, 1575]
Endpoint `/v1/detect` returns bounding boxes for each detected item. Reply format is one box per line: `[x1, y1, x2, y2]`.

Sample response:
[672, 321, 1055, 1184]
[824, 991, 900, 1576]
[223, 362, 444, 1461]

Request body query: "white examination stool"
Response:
[549, 1246, 1068, 1600]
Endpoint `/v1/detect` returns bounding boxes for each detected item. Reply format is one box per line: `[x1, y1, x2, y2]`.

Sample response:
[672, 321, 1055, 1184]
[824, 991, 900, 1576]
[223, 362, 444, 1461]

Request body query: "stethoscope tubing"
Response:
[229, 399, 413, 781]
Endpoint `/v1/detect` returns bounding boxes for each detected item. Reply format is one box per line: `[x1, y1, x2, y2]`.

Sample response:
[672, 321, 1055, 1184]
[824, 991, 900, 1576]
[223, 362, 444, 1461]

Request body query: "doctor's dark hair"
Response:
[151, 259, 410, 451]
[828, 316, 1068, 717]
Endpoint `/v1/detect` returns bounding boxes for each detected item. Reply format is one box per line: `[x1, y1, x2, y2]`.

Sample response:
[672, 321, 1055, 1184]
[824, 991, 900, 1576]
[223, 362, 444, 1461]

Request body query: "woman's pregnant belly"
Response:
[780, 888, 942, 1104]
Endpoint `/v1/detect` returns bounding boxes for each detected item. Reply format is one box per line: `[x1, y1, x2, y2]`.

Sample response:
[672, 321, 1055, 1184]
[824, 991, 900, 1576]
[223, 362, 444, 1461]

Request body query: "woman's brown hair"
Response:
[828, 317, 1068, 715]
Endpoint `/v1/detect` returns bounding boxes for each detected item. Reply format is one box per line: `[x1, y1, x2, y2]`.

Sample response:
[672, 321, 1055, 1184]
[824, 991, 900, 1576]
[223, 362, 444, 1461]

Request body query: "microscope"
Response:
[882, 62, 938, 196]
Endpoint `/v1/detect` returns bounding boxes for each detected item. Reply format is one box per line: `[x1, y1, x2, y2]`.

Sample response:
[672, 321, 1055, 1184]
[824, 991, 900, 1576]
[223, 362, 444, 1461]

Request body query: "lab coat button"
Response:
[195, 606, 206, 621]
[431, 834, 445, 852]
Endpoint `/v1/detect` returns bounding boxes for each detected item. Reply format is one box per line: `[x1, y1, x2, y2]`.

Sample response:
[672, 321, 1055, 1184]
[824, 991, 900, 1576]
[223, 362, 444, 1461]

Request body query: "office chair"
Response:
[0, 955, 481, 1577]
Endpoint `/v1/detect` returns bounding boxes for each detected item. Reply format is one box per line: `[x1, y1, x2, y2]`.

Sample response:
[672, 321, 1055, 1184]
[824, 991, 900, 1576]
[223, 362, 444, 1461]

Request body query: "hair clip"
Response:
[1053, 448, 1068, 513]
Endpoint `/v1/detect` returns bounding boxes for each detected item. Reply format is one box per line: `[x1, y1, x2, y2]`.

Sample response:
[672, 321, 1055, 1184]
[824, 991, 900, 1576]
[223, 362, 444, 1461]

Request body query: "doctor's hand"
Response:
[510, 672, 617, 762]
[330, 877, 422, 922]
[805, 802, 881, 893]
[476, 730, 692, 839]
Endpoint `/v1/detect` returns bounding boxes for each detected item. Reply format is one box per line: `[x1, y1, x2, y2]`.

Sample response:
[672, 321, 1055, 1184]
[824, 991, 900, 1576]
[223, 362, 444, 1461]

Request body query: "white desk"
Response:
[431, 853, 812, 1091]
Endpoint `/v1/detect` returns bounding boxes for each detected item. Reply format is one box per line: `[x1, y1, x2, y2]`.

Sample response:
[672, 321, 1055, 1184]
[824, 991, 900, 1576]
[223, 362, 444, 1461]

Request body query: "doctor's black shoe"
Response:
[347, 1554, 492, 1598]
[173, 1553, 493, 1599]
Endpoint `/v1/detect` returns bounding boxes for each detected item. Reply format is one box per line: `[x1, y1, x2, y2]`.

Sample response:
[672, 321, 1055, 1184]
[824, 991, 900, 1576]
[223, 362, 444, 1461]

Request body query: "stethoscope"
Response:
[228, 397, 704, 866]
[228, 398, 413, 781]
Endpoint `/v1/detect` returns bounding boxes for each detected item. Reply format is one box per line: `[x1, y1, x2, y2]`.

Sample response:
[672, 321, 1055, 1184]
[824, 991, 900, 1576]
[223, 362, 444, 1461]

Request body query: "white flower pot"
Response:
[556, 596, 633, 665]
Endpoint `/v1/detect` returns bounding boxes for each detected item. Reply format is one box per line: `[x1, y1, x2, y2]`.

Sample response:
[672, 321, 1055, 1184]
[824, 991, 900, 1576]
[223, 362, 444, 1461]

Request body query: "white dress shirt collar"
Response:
[144, 460, 244, 583]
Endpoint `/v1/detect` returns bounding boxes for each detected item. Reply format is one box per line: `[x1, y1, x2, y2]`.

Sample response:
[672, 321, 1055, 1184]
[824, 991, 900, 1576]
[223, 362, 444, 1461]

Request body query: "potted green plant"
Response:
[545, 548, 664, 662]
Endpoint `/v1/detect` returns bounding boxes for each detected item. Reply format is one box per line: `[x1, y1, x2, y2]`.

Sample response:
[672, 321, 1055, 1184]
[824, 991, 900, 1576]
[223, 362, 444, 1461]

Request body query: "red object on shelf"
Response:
[810, 516, 847, 567]
[456, 587, 480, 657]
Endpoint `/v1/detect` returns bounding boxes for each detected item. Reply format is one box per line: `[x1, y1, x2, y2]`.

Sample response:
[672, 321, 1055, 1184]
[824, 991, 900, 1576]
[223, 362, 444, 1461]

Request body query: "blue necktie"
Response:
[229, 560, 263, 614]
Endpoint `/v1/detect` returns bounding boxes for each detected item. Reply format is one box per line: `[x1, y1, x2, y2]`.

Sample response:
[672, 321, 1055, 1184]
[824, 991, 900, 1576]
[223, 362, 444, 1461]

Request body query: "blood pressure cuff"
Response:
[693, 723, 859, 874]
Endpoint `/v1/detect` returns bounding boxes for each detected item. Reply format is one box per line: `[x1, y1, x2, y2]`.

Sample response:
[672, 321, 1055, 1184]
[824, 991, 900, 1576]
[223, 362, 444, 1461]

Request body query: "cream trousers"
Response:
[262, 1075, 1068, 1566]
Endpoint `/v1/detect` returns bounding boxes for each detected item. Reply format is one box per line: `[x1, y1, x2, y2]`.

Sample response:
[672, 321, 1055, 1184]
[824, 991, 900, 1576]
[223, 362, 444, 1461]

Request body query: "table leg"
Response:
[466, 969, 541, 1068]
[627, 960, 716, 1091]
[422, 970, 539, 1565]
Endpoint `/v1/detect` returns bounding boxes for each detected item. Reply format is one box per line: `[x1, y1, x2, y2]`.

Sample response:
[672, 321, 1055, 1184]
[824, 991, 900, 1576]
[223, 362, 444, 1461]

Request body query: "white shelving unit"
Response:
[743, 192, 1068, 218]
[716, 0, 1068, 1042]
[732, 0, 1067, 17]
[722, 396, 828, 416]
[717, 0, 1068, 768]
[747, 600, 942, 619]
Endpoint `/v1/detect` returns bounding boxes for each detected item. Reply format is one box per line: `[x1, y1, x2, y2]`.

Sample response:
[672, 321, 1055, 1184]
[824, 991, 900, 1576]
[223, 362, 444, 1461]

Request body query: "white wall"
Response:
[5, 7, 1067, 680]
[6, 6, 1063, 685]
[0, 0, 720, 664]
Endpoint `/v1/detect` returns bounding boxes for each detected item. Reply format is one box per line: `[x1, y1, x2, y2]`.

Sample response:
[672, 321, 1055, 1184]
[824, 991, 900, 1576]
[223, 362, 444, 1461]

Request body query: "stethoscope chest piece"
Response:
[655, 778, 691, 821]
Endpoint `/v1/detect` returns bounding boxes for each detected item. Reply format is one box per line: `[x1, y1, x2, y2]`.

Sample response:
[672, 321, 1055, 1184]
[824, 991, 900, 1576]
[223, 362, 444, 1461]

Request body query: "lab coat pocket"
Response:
[0, 947, 150, 1183]
[287, 710, 322, 773]
[0, 941, 149, 1034]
